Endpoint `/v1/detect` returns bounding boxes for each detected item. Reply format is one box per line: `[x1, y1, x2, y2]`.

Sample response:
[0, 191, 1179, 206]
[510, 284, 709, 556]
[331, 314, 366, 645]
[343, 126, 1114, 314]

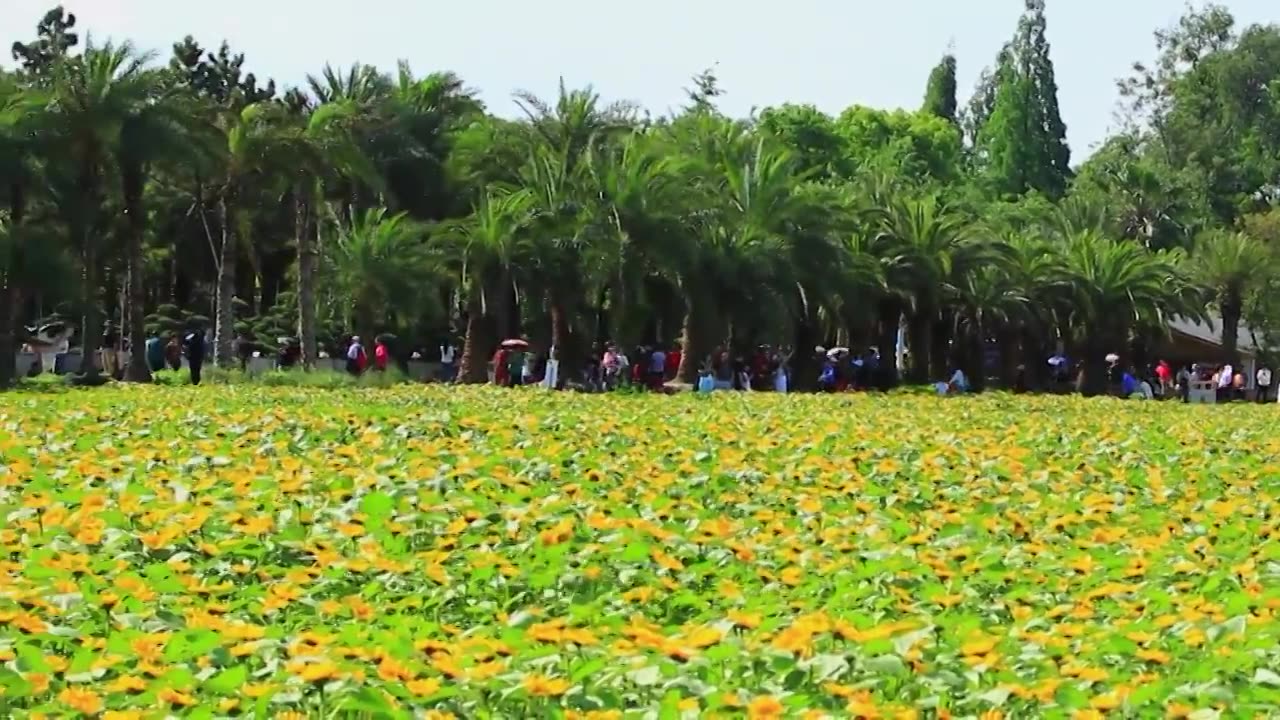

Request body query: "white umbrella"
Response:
[1105, 353, 1120, 363]
[1047, 355, 1066, 367]
[826, 346, 849, 359]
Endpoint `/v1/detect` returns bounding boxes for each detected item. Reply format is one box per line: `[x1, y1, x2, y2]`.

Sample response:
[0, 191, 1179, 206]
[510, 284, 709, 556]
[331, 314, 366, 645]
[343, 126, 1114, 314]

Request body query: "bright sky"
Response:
[4, 0, 1275, 159]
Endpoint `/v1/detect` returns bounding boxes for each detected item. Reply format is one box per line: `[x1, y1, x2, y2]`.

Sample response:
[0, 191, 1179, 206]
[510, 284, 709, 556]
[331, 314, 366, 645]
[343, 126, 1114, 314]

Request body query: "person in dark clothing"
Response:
[183, 331, 206, 385]
[165, 335, 182, 371]
[234, 334, 252, 371]
[145, 335, 165, 373]
[1013, 364, 1028, 394]
[278, 338, 301, 369]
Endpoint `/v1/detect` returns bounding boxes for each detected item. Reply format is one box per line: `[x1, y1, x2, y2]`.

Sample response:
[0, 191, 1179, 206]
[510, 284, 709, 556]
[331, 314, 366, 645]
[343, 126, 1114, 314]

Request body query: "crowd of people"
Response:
[22, 323, 1279, 404]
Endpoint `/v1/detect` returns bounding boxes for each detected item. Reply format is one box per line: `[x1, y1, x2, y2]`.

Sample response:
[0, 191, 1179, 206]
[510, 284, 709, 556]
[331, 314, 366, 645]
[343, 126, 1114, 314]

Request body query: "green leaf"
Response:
[15, 644, 48, 672]
[659, 690, 682, 720]
[571, 657, 607, 683]
[621, 542, 651, 562]
[336, 686, 408, 719]
[205, 665, 248, 694]
[360, 491, 396, 524]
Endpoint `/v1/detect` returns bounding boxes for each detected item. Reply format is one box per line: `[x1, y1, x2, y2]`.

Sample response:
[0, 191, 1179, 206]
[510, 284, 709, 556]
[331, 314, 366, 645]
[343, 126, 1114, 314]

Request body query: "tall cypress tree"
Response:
[922, 54, 959, 124]
[1023, 0, 1071, 193]
[974, 0, 1072, 198]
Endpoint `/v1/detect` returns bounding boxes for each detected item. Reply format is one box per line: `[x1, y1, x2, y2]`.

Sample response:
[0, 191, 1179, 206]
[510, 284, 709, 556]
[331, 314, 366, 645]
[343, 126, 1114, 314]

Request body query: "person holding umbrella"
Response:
[496, 339, 528, 387]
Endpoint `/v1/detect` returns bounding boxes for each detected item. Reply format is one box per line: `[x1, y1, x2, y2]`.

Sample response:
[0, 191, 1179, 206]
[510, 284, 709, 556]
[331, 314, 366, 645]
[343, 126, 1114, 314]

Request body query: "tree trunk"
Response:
[214, 194, 237, 367]
[1081, 336, 1109, 397]
[1222, 293, 1241, 366]
[968, 320, 986, 392]
[0, 282, 19, 388]
[998, 327, 1021, 389]
[123, 166, 152, 383]
[0, 182, 25, 388]
[549, 294, 574, 388]
[492, 271, 515, 342]
[75, 165, 102, 379]
[875, 299, 901, 389]
[458, 289, 494, 384]
[296, 189, 318, 369]
[930, 312, 952, 381]
[791, 309, 820, 392]
[675, 291, 715, 385]
[906, 309, 932, 384]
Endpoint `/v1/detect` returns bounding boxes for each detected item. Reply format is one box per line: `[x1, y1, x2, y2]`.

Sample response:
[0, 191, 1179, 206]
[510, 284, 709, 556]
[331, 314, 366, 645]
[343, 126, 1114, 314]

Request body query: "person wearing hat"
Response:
[346, 336, 367, 376]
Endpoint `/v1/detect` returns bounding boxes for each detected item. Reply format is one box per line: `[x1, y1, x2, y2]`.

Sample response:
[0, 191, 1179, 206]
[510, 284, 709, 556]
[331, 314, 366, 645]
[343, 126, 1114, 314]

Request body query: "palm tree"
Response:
[668, 124, 799, 383]
[0, 73, 50, 387]
[325, 208, 435, 341]
[289, 97, 383, 368]
[514, 79, 636, 172]
[522, 144, 593, 361]
[871, 194, 976, 384]
[1058, 231, 1199, 395]
[955, 265, 1028, 391]
[784, 182, 882, 390]
[213, 101, 296, 366]
[116, 78, 216, 382]
[49, 41, 153, 378]
[998, 233, 1070, 386]
[382, 63, 481, 220]
[1190, 230, 1271, 364]
[582, 134, 686, 354]
[436, 189, 536, 383]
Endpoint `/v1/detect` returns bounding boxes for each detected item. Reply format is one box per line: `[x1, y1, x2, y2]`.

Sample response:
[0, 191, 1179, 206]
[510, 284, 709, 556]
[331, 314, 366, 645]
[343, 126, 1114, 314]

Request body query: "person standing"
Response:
[165, 334, 182, 371]
[374, 338, 389, 372]
[522, 350, 538, 385]
[1218, 362, 1234, 402]
[345, 336, 367, 376]
[1257, 365, 1272, 403]
[543, 345, 560, 390]
[1176, 364, 1192, 403]
[492, 347, 510, 386]
[101, 322, 120, 379]
[183, 330, 206, 386]
[145, 334, 165, 373]
[506, 346, 525, 387]
[648, 346, 666, 390]
[439, 340, 457, 382]
[1155, 359, 1172, 395]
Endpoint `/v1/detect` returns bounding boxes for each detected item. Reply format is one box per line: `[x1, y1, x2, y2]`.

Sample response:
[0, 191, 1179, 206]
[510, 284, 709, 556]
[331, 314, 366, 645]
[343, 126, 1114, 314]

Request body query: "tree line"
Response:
[2, 1, 1279, 394]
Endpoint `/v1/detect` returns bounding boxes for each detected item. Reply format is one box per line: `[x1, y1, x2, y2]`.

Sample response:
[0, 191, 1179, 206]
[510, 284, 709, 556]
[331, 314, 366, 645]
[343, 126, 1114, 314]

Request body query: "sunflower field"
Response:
[1, 387, 1279, 719]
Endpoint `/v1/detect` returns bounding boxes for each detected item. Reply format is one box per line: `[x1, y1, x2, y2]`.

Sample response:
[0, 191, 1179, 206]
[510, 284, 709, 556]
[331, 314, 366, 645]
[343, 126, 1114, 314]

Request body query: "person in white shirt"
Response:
[648, 348, 666, 390]
[542, 345, 560, 390]
[439, 341, 457, 382]
[1218, 362, 1234, 402]
[1257, 366, 1272, 403]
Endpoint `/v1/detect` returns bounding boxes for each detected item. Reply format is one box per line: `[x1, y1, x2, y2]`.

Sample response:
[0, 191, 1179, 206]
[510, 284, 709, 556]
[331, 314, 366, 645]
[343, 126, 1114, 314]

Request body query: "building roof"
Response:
[1168, 316, 1263, 356]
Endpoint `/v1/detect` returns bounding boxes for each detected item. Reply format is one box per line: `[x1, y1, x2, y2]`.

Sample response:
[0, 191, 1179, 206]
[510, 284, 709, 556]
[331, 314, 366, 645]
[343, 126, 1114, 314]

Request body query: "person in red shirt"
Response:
[666, 344, 682, 380]
[492, 348, 509, 386]
[1155, 359, 1172, 394]
[374, 339, 389, 372]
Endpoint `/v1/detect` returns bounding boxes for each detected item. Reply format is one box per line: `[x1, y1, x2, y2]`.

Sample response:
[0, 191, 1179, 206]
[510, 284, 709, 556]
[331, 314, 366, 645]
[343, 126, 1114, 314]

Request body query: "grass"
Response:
[0, 387, 1276, 717]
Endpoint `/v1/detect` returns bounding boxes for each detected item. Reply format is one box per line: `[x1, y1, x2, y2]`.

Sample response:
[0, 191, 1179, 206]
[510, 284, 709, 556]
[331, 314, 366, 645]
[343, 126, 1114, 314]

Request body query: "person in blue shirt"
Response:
[818, 360, 837, 391]
[1121, 369, 1138, 397]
